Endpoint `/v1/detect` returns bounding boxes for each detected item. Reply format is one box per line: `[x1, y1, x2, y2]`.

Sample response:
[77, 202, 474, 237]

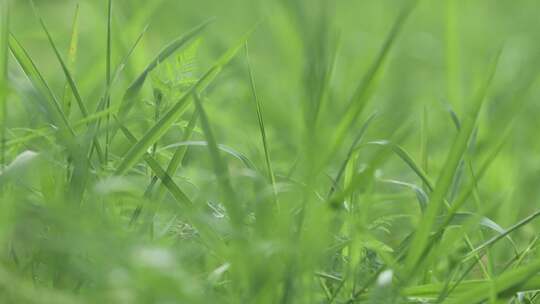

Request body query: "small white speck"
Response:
[377, 269, 393, 286]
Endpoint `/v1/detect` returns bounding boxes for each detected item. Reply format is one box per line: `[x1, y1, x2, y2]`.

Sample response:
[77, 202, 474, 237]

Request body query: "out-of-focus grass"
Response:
[2, 0, 540, 303]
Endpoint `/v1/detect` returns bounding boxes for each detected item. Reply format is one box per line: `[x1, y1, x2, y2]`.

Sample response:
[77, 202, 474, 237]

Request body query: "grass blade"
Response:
[116, 119, 192, 205]
[62, 3, 79, 116]
[327, 113, 377, 197]
[33, 4, 105, 161]
[404, 49, 502, 275]
[444, 259, 540, 304]
[105, 0, 113, 162]
[465, 210, 540, 260]
[245, 42, 277, 204]
[328, 1, 417, 161]
[8, 33, 75, 136]
[0, 0, 8, 169]
[367, 140, 433, 191]
[146, 111, 199, 201]
[193, 93, 242, 227]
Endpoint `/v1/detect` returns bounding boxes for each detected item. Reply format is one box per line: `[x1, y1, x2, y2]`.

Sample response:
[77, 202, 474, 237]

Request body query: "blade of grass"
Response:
[86, 24, 148, 164]
[327, 1, 417, 164]
[62, 3, 79, 116]
[327, 113, 377, 198]
[245, 42, 277, 206]
[8, 33, 75, 136]
[158, 141, 256, 170]
[465, 210, 540, 260]
[193, 93, 242, 227]
[0, 0, 8, 169]
[420, 106, 428, 185]
[115, 28, 255, 175]
[366, 140, 433, 191]
[33, 3, 105, 162]
[5, 105, 119, 147]
[116, 119, 193, 205]
[105, 0, 113, 163]
[434, 81, 533, 250]
[444, 259, 540, 304]
[404, 49, 502, 276]
[145, 111, 199, 201]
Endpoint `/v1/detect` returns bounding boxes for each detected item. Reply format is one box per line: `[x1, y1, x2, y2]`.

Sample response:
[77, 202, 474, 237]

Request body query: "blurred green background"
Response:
[2, 0, 540, 303]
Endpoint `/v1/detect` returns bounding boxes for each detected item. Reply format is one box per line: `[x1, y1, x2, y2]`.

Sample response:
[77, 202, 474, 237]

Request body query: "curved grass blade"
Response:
[159, 141, 256, 170]
[367, 140, 433, 191]
[328, 1, 418, 162]
[115, 28, 255, 175]
[465, 210, 540, 260]
[33, 5, 105, 161]
[327, 113, 376, 197]
[379, 178, 428, 212]
[404, 49, 502, 276]
[8, 33, 75, 136]
[6, 104, 119, 148]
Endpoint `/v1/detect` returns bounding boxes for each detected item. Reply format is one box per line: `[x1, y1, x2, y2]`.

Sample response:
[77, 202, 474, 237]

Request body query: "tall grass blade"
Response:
[62, 3, 79, 116]
[8, 34, 75, 136]
[33, 5, 105, 161]
[105, 0, 113, 163]
[404, 49, 502, 275]
[245, 42, 277, 204]
[0, 0, 8, 169]
[193, 93, 242, 228]
[328, 1, 417, 160]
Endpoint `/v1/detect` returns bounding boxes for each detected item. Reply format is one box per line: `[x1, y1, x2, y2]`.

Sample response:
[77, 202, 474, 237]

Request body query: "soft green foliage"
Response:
[2, 0, 540, 303]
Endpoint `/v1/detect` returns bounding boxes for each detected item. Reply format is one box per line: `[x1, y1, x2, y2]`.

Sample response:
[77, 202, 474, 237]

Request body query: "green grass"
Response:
[2, 0, 540, 303]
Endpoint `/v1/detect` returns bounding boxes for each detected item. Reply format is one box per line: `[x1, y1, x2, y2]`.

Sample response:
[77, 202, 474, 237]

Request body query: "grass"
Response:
[1, 0, 540, 303]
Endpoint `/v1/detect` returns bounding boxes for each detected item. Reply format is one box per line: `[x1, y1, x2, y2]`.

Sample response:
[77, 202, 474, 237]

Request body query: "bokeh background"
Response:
[2, 0, 540, 302]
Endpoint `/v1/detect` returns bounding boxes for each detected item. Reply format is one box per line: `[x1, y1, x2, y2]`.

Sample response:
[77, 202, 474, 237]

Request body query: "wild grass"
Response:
[1, 0, 540, 303]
